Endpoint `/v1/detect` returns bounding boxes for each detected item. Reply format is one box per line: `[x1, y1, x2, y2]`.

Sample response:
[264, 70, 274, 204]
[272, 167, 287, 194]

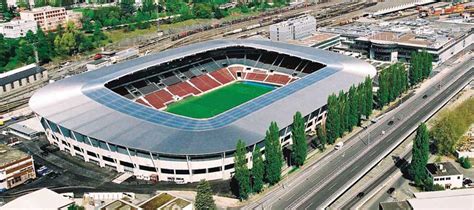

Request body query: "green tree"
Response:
[377, 70, 389, 108]
[120, 0, 136, 16]
[264, 121, 283, 185]
[34, 0, 45, 7]
[291, 111, 307, 167]
[409, 123, 430, 186]
[338, 90, 348, 136]
[251, 147, 264, 193]
[142, 0, 156, 12]
[316, 125, 327, 151]
[234, 140, 251, 200]
[195, 180, 216, 210]
[193, 3, 213, 19]
[36, 27, 52, 63]
[0, 35, 8, 68]
[364, 76, 373, 118]
[68, 204, 85, 210]
[458, 157, 472, 169]
[348, 85, 358, 130]
[326, 94, 339, 144]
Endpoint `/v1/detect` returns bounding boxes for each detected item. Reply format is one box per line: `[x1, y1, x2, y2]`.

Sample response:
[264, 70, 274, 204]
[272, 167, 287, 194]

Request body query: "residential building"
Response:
[426, 162, 463, 189]
[0, 144, 36, 191]
[0, 20, 37, 38]
[19, 6, 82, 32]
[0, 64, 48, 96]
[0, 188, 75, 209]
[270, 15, 316, 42]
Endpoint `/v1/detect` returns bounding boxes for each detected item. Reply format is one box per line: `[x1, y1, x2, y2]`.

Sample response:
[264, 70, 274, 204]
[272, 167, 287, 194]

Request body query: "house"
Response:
[0, 188, 74, 209]
[426, 162, 463, 189]
[0, 144, 36, 192]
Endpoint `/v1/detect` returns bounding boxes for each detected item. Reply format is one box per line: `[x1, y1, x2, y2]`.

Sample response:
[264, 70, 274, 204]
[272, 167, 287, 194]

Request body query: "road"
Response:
[245, 58, 473, 210]
[340, 151, 411, 208]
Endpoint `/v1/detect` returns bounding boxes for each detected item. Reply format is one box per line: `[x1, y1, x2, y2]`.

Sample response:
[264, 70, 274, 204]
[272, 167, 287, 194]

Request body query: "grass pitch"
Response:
[165, 81, 275, 119]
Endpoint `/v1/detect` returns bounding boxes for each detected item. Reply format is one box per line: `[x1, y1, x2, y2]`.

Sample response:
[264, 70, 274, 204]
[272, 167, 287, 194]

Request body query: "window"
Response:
[59, 126, 71, 138]
[73, 146, 81, 152]
[176, 169, 189, 175]
[87, 151, 97, 158]
[136, 150, 150, 158]
[208, 167, 221, 173]
[117, 146, 128, 155]
[120, 161, 134, 168]
[103, 156, 114, 163]
[99, 141, 108, 150]
[161, 168, 174, 174]
[192, 169, 206, 174]
[139, 165, 156, 172]
[47, 120, 60, 133]
[109, 144, 118, 152]
[446, 177, 451, 180]
[89, 138, 100, 147]
[224, 163, 234, 170]
[72, 131, 85, 143]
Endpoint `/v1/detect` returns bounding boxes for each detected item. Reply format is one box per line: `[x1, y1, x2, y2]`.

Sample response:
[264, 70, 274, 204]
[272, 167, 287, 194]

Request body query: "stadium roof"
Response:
[29, 40, 376, 155]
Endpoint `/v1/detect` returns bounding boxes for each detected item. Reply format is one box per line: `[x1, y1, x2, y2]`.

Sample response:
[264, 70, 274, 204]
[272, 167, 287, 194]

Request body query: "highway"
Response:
[244, 58, 473, 210]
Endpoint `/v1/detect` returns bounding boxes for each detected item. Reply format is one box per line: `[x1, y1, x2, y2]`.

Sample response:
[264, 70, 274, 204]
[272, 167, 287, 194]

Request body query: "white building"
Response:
[1, 188, 75, 209]
[270, 15, 316, 42]
[426, 162, 463, 189]
[0, 20, 37, 38]
[6, 0, 35, 8]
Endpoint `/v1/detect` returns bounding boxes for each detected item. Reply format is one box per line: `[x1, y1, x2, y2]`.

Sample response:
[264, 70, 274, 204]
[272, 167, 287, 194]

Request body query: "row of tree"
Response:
[431, 97, 474, 155]
[233, 121, 286, 200]
[0, 22, 107, 72]
[409, 51, 433, 86]
[377, 63, 409, 108]
[325, 76, 374, 145]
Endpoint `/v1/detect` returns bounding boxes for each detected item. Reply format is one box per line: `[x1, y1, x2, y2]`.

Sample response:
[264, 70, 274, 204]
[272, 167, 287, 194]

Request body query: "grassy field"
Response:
[166, 81, 275, 118]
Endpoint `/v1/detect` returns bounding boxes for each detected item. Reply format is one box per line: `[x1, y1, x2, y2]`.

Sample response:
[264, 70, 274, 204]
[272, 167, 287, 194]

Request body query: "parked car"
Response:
[335, 142, 344, 150]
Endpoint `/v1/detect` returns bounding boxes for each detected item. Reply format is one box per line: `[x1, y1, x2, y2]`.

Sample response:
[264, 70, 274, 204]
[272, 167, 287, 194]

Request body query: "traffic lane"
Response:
[300, 68, 473, 209]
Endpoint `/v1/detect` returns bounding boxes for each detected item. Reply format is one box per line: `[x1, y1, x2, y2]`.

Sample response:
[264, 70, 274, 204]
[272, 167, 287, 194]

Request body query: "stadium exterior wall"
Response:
[31, 40, 376, 183]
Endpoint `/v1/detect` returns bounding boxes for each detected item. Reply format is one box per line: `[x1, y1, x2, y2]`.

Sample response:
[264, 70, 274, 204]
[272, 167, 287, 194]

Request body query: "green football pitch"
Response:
[165, 81, 275, 119]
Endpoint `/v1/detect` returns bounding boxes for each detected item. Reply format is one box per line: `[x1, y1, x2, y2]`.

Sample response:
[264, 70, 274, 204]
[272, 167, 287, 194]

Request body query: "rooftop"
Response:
[0, 144, 29, 167]
[286, 32, 340, 47]
[0, 188, 74, 209]
[379, 200, 412, 210]
[426, 162, 462, 177]
[409, 188, 474, 210]
[0, 64, 45, 86]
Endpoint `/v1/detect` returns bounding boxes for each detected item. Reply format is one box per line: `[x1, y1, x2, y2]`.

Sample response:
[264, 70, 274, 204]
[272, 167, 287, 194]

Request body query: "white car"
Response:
[335, 142, 344, 150]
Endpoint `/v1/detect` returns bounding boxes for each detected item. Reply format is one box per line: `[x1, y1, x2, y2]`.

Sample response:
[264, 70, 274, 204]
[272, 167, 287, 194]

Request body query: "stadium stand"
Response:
[264, 74, 291, 85]
[189, 74, 221, 92]
[228, 66, 245, 79]
[143, 89, 175, 109]
[245, 72, 268, 82]
[209, 68, 235, 84]
[136, 98, 150, 107]
[167, 82, 201, 98]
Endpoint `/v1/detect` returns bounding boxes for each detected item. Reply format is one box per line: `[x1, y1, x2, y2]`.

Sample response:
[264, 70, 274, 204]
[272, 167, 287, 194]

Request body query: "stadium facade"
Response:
[29, 40, 376, 183]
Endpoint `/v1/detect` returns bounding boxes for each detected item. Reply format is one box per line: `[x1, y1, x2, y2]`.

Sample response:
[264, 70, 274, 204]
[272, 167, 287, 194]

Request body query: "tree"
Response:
[0, 35, 8, 68]
[291, 111, 307, 167]
[326, 94, 339, 144]
[36, 27, 52, 63]
[251, 147, 264, 193]
[316, 125, 327, 151]
[142, 0, 156, 13]
[458, 156, 472, 169]
[234, 140, 251, 200]
[67, 204, 85, 210]
[409, 123, 430, 186]
[120, 0, 136, 16]
[264, 121, 283, 185]
[409, 51, 420, 86]
[34, 0, 45, 7]
[195, 180, 216, 210]
[338, 90, 348, 136]
[193, 3, 213, 19]
[364, 76, 373, 117]
[348, 85, 358, 130]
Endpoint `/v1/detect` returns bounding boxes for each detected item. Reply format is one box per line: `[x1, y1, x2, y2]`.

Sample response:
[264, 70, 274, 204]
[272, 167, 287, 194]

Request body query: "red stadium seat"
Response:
[167, 82, 201, 97]
[189, 74, 221, 92]
[209, 68, 235, 84]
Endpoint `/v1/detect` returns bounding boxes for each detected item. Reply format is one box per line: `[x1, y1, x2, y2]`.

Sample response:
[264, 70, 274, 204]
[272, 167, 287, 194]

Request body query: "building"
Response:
[366, 0, 436, 17]
[380, 188, 474, 210]
[426, 162, 463, 189]
[0, 144, 36, 192]
[6, 0, 34, 8]
[320, 18, 474, 64]
[86, 59, 111, 71]
[286, 32, 341, 50]
[0, 20, 37, 38]
[100, 192, 192, 210]
[270, 15, 316, 42]
[0, 64, 48, 96]
[19, 6, 82, 32]
[0, 188, 75, 209]
[29, 40, 376, 183]
[7, 117, 44, 140]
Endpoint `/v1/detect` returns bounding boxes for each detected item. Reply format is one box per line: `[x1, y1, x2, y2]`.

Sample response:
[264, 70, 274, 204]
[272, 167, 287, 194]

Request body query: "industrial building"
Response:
[270, 14, 316, 42]
[29, 40, 375, 183]
[0, 64, 48, 96]
[0, 144, 36, 192]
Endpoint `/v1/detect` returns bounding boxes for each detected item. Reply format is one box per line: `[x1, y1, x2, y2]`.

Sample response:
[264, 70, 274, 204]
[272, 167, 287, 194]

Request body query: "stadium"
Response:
[29, 40, 376, 183]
